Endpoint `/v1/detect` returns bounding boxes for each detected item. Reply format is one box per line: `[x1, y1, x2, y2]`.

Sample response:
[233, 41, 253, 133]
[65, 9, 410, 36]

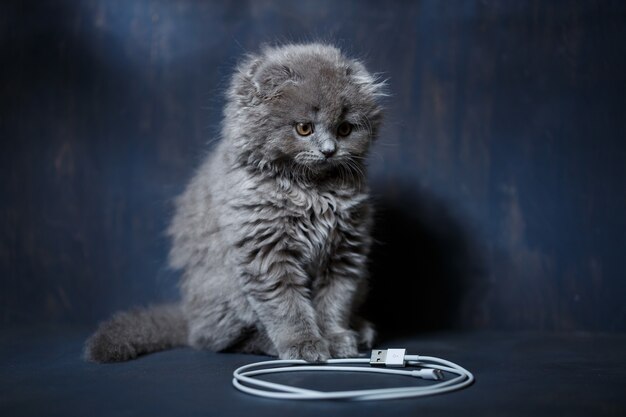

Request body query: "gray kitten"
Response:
[85, 43, 385, 363]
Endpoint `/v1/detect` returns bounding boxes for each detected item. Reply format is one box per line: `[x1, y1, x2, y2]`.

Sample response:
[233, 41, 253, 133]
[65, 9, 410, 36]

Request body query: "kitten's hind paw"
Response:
[356, 319, 376, 350]
[328, 330, 359, 358]
[279, 338, 330, 362]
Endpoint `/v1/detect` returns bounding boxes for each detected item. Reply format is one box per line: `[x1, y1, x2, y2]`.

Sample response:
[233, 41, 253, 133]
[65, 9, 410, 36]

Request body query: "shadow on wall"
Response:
[363, 181, 489, 340]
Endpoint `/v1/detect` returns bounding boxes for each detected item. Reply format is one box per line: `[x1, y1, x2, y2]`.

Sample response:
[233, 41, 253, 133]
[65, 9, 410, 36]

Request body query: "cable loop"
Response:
[232, 354, 474, 400]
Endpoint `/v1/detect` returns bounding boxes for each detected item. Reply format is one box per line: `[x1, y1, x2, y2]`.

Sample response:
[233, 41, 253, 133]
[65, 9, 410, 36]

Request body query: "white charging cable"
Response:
[232, 348, 474, 400]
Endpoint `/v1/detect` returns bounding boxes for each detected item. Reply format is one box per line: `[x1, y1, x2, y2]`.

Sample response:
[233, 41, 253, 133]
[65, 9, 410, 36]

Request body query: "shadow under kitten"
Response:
[363, 181, 488, 341]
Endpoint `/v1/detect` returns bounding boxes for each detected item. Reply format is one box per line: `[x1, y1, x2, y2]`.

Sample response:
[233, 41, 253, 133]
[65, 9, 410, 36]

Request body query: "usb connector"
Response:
[370, 349, 444, 380]
[370, 348, 406, 367]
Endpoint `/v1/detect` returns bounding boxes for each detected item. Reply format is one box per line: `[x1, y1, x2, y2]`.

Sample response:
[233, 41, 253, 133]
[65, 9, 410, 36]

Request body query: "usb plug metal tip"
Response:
[370, 349, 388, 366]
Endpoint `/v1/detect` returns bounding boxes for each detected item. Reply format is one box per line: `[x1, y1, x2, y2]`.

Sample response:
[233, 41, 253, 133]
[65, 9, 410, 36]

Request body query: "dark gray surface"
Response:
[1, 328, 624, 416]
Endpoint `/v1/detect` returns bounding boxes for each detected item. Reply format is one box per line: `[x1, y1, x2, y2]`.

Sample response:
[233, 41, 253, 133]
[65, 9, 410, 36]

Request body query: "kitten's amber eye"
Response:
[337, 122, 353, 137]
[295, 122, 313, 136]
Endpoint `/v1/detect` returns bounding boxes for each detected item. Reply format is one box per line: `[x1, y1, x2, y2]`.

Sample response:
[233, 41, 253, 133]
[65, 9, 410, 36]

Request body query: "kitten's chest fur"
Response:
[294, 189, 349, 272]
[234, 176, 369, 279]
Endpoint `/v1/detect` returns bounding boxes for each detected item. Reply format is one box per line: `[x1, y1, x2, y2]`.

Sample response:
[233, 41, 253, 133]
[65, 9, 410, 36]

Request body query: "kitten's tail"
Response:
[83, 304, 188, 363]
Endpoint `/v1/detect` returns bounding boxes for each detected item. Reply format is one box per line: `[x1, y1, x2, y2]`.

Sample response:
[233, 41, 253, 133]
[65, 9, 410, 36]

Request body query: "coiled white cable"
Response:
[232, 348, 474, 400]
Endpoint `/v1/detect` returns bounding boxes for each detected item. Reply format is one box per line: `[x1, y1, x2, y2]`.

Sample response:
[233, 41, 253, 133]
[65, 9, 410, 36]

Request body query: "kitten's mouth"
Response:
[309, 157, 336, 168]
[305, 158, 353, 175]
[293, 153, 357, 177]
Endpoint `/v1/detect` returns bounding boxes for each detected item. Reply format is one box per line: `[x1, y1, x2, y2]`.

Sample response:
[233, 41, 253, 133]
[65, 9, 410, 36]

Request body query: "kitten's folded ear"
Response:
[252, 63, 300, 99]
[231, 55, 299, 104]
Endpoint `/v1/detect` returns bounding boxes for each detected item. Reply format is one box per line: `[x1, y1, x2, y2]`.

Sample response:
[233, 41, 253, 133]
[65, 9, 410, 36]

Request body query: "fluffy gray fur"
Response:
[85, 43, 385, 363]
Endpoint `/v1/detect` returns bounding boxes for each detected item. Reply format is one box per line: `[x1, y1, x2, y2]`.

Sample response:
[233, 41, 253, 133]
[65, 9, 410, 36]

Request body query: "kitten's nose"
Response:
[321, 148, 336, 158]
[320, 142, 337, 158]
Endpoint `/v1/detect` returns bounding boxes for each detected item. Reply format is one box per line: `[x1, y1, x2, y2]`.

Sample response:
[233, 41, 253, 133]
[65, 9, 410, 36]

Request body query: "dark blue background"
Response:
[1, 0, 625, 334]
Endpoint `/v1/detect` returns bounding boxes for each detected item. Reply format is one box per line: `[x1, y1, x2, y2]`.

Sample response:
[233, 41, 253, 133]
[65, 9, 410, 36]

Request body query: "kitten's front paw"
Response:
[327, 330, 358, 358]
[279, 338, 330, 362]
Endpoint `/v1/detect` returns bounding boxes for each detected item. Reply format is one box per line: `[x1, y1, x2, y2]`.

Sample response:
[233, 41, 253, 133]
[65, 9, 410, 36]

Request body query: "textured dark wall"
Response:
[1, 1, 625, 333]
